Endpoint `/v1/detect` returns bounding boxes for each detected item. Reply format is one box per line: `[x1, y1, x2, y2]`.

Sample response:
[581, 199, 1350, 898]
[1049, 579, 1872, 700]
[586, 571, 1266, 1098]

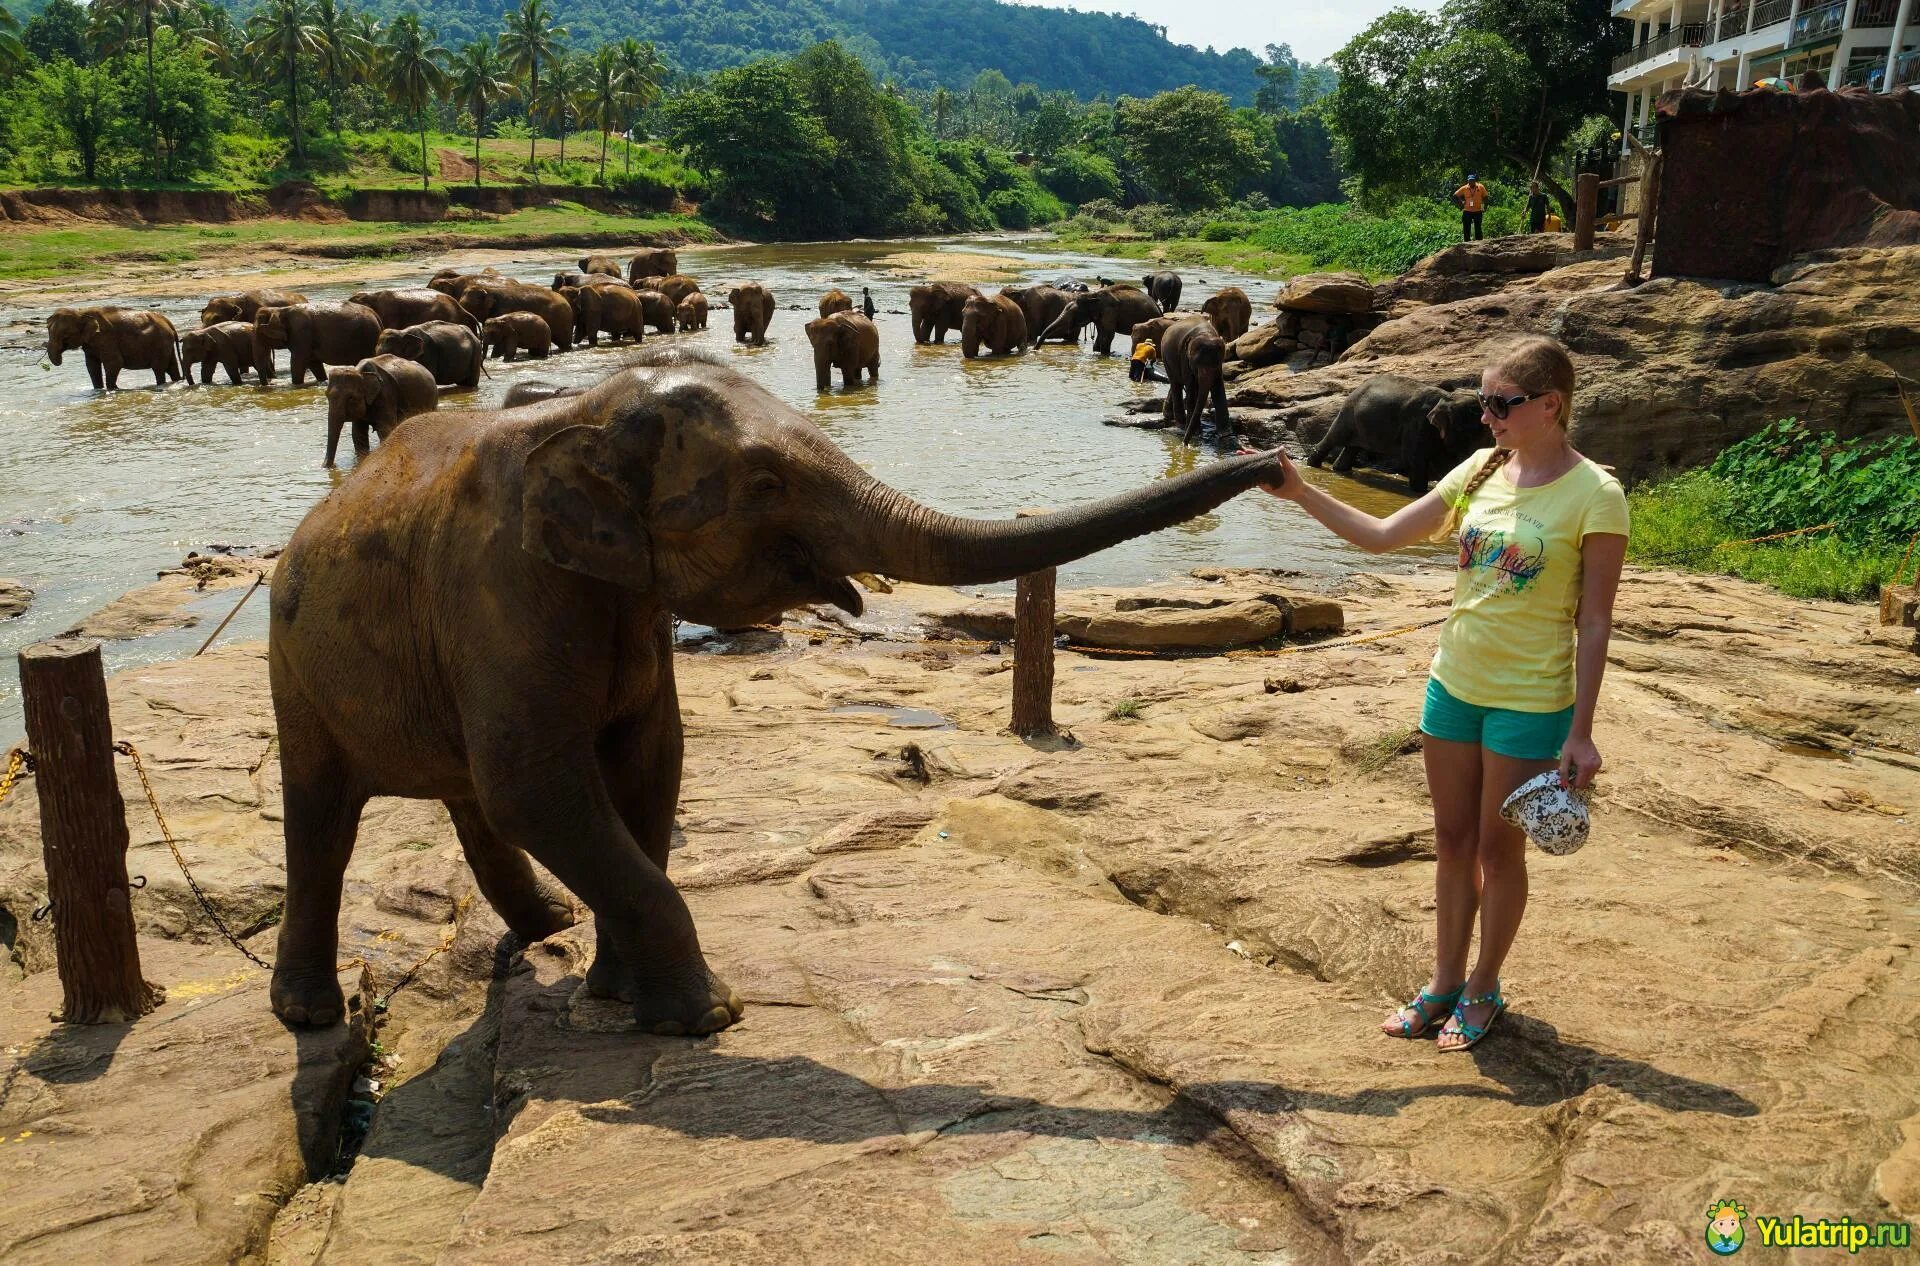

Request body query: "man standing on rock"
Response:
[1527, 181, 1551, 234]
[1453, 173, 1489, 241]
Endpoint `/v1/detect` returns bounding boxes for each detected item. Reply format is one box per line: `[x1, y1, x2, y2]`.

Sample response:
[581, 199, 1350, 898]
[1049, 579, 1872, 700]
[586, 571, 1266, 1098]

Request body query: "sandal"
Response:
[1439, 983, 1506, 1052]
[1382, 985, 1463, 1039]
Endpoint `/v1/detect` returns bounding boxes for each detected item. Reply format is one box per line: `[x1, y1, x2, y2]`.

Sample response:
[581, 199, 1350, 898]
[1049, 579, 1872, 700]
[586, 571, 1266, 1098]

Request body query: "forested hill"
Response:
[366, 0, 1268, 102]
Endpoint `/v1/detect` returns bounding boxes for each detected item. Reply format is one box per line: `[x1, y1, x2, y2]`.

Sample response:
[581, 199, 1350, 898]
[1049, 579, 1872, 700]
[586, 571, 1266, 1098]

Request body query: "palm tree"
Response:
[314, 0, 374, 136]
[931, 87, 953, 139]
[452, 38, 513, 189]
[244, 0, 327, 167]
[378, 13, 448, 191]
[0, 3, 26, 70]
[167, 2, 244, 78]
[543, 51, 586, 169]
[498, 0, 564, 172]
[612, 37, 663, 177]
[584, 45, 625, 185]
[86, 0, 185, 173]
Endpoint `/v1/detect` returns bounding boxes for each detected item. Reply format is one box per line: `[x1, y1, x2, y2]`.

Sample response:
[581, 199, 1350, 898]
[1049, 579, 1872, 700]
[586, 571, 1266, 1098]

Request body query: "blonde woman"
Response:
[1258, 336, 1628, 1051]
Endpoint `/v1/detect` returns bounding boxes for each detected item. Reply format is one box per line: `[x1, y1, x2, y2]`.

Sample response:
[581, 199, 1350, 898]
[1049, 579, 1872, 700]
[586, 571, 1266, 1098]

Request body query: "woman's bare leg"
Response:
[1382, 735, 1483, 1035]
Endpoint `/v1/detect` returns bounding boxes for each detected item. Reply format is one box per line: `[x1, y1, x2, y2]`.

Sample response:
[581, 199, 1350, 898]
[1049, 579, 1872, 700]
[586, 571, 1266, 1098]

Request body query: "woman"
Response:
[1259, 336, 1628, 1051]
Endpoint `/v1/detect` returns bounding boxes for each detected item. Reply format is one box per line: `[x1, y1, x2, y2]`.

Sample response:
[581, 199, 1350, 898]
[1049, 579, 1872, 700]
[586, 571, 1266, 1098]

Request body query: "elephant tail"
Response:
[172, 334, 185, 383]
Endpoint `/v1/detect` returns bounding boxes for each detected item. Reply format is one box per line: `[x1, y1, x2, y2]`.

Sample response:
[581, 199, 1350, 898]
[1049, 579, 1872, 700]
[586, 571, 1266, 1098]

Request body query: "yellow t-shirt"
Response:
[1132, 340, 1157, 363]
[1455, 182, 1488, 212]
[1429, 450, 1630, 713]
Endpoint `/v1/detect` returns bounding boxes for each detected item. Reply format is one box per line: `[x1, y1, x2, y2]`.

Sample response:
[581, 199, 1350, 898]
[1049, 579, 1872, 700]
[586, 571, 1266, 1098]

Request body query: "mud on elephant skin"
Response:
[253, 300, 382, 387]
[1307, 374, 1490, 495]
[961, 292, 1028, 359]
[806, 311, 881, 391]
[375, 321, 485, 388]
[45, 305, 183, 389]
[264, 345, 1285, 1038]
[729, 282, 774, 345]
[321, 353, 439, 466]
[181, 320, 257, 386]
[909, 282, 980, 345]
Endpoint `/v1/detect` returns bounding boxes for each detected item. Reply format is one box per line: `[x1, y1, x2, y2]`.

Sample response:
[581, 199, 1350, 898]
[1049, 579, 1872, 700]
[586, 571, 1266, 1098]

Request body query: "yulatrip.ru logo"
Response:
[1705, 1198, 1914, 1255]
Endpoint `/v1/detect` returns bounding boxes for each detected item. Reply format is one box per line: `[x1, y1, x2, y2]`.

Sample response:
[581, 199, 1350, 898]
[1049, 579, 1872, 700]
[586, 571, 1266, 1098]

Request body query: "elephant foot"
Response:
[271, 963, 346, 1027]
[493, 879, 577, 943]
[585, 949, 744, 1036]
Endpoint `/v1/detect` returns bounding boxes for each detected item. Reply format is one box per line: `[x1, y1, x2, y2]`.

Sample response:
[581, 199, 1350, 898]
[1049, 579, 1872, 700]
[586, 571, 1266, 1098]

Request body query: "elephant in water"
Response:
[961, 292, 1027, 359]
[253, 301, 382, 387]
[1041, 284, 1161, 355]
[1202, 287, 1252, 342]
[909, 282, 980, 344]
[46, 306, 182, 389]
[1309, 375, 1490, 495]
[729, 283, 774, 344]
[628, 247, 679, 283]
[805, 311, 880, 390]
[1001, 285, 1076, 345]
[1159, 318, 1230, 444]
[374, 321, 485, 388]
[675, 293, 709, 331]
[819, 288, 853, 317]
[200, 288, 307, 327]
[481, 313, 551, 362]
[265, 347, 1283, 1036]
[321, 353, 438, 466]
[579, 254, 624, 277]
[1143, 271, 1182, 312]
[349, 288, 477, 333]
[182, 321, 258, 385]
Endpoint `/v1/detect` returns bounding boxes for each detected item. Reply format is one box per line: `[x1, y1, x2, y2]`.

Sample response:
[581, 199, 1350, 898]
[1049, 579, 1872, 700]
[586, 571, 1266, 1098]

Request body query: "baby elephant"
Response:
[375, 321, 485, 388]
[1308, 375, 1491, 495]
[805, 311, 880, 391]
[181, 321, 257, 386]
[675, 292, 709, 331]
[481, 312, 551, 362]
[323, 354, 438, 466]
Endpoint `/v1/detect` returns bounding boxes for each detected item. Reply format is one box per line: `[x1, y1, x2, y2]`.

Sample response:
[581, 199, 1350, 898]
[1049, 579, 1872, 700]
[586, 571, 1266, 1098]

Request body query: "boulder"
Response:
[1883, 583, 1920, 628]
[1377, 231, 1635, 309]
[1272, 271, 1375, 315]
[926, 585, 1343, 651]
[0, 578, 29, 620]
[1227, 320, 1297, 368]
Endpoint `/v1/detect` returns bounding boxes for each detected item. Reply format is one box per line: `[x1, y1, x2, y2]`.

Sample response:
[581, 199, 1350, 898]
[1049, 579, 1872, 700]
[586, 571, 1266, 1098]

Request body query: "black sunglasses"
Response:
[1477, 391, 1542, 420]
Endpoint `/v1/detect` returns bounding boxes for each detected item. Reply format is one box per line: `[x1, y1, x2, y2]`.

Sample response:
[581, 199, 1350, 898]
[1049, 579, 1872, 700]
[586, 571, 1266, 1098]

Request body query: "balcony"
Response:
[1749, 0, 1793, 32]
[1897, 49, 1920, 89]
[1612, 22, 1707, 74]
[1717, 4, 1750, 39]
[1855, 0, 1903, 24]
[1788, 0, 1847, 47]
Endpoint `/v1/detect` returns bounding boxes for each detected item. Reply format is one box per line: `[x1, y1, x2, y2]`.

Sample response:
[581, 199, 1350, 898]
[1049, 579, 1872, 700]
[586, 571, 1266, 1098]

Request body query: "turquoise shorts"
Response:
[1421, 677, 1573, 761]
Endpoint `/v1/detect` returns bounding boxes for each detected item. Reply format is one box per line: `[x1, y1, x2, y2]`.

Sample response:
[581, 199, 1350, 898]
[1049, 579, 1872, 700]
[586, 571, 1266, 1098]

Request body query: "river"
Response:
[0, 235, 1438, 742]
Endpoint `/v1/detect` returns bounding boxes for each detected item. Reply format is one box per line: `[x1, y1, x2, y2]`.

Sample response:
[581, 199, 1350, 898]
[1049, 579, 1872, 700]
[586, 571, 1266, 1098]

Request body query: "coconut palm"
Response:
[498, 0, 565, 171]
[452, 37, 513, 189]
[166, 1, 244, 77]
[0, 3, 28, 70]
[378, 13, 448, 191]
[314, 0, 375, 135]
[244, 0, 328, 167]
[542, 50, 586, 169]
[612, 36, 663, 177]
[584, 45, 626, 184]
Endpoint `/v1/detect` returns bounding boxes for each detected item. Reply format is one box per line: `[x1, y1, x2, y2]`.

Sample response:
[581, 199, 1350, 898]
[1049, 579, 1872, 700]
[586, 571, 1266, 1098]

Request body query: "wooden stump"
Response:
[1011, 509, 1057, 737]
[19, 637, 163, 1023]
[1574, 172, 1599, 252]
[1882, 583, 1919, 629]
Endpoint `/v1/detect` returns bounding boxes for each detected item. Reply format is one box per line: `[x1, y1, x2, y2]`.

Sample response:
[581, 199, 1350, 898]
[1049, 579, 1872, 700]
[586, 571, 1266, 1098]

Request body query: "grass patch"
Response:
[1341, 724, 1423, 776]
[1106, 699, 1145, 720]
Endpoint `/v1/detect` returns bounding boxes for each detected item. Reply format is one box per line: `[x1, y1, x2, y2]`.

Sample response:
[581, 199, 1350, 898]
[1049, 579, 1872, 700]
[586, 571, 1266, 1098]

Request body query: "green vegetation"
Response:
[1627, 422, 1920, 601]
[1106, 699, 1145, 721]
[1343, 725, 1423, 776]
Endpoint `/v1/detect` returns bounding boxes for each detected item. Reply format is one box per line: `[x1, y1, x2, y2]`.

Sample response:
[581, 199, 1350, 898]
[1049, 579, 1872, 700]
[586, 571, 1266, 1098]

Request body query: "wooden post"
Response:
[1574, 172, 1599, 251]
[19, 637, 163, 1023]
[1010, 509, 1056, 737]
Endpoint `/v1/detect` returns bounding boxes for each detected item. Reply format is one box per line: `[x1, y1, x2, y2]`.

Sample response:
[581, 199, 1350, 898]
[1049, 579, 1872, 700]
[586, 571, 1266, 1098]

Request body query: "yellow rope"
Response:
[0, 748, 29, 810]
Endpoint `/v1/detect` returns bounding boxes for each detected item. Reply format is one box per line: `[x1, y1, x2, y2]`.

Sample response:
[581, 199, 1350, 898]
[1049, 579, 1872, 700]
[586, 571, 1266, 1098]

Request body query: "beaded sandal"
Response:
[1383, 985, 1463, 1039]
[1440, 983, 1506, 1052]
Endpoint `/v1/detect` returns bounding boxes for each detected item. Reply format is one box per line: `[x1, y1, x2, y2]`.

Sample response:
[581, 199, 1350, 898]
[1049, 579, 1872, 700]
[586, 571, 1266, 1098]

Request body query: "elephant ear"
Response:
[521, 424, 652, 591]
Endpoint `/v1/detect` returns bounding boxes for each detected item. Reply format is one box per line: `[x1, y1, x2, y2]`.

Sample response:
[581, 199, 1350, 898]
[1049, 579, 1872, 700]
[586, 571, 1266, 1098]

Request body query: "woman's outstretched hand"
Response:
[1242, 448, 1305, 501]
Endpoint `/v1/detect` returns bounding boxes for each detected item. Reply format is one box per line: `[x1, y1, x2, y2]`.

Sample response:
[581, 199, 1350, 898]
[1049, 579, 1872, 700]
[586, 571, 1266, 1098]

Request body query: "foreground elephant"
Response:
[374, 321, 485, 388]
[675, 293, 708, 331]
[1143, 270, 1183, 311]
[253, 301, 382, 386]
[564, 284, 647, 347]
[627, 247, 678, 283]
[1001, 285, 1075, 345]
[580, 254, 623, 277]
[819, 288, 853, 317]
[961, 292, 1027, 359]
[909, 282, 979, 344]
[1308, 375, 1490, 495]
[482, 313, 550, 361]
[456, 280, 574, 352]
[349, 288, 477, 333]
[729, 283, 774, 345]
[265, 347, 1283, 1034]
[181, 321, 256, 386]
[1042, 284, 1161, 355]
[1203, 287, 1252, 342]
[46, 306, 182, 389]
[200, 288, 307, 327]
[321, 353, 438, 466]
[806, 311, 880, 390]
[1160, 318, 1230, 443]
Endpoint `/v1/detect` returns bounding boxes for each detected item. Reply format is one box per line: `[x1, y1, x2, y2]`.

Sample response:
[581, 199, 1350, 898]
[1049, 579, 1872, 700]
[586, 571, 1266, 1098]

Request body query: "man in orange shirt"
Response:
[1453, 172, 1488, 241]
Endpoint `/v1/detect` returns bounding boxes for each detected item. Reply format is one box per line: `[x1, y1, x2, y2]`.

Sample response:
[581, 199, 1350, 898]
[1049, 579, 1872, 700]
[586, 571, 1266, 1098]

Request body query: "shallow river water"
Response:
[0, 235, 1437, 741]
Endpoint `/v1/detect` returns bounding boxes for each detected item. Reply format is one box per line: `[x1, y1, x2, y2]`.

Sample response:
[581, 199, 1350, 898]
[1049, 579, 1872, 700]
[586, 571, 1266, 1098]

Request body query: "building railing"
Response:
[1789, 0, 1847, 46]
[1750, 0, 1794, 31]
[1841, 58, 1888, 89]
[1717, 4, 1750, 39]
[1855, 0, 1902, 26]
[1612, 22, 1707, 74]
[1896, 49, 1920, 89]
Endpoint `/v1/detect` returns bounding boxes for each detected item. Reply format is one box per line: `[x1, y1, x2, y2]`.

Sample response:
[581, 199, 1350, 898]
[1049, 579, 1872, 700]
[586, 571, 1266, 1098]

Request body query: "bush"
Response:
[984, 188, 1033, 229]
[1037, 146, 1122, 208]
[1200, 219, 1253, 241]
[1073, 197, 1123, 224]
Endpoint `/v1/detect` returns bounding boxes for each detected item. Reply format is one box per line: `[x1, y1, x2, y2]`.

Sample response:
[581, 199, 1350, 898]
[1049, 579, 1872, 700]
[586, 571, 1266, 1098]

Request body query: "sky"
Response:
[1002, 0, 1449, 64]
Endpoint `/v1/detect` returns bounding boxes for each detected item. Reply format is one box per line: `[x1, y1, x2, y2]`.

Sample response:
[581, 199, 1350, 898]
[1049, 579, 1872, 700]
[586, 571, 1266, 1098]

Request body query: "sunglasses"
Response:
[1477, 391, 1543, 420]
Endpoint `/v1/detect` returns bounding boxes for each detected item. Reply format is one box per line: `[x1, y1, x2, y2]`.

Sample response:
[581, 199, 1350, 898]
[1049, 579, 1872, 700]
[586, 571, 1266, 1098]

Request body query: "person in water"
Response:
[860, 287, 877, 320]
[1256, 335, 1628, 1051]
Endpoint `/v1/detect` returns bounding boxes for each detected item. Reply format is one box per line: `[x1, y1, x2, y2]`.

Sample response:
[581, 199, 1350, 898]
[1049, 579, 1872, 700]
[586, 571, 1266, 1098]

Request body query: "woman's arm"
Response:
[1561, 531, 1628, 789]
[1259, 450, 1452, 554]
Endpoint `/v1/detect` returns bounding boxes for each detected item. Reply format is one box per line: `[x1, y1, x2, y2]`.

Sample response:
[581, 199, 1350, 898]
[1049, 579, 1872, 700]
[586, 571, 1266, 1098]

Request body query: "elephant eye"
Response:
[744, 470, 784, 501]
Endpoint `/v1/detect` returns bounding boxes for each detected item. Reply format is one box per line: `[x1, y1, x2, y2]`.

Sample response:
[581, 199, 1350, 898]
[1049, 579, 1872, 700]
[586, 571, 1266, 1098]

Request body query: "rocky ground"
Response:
[2, 565, 1917, 1264]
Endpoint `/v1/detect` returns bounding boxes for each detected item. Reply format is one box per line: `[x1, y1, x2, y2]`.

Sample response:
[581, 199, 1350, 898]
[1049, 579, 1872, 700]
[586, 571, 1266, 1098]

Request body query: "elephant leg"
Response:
[102, 357, 124, 390]
[270, 688, 367, 1026]
[1211, 379, 1230, 426]
[1332, 445, 1358, 473]
[445, 798, 575, 942]
[352, 419, 371, 455]
[83, 348, 103, 390]
[1306, 422, 1343, 468]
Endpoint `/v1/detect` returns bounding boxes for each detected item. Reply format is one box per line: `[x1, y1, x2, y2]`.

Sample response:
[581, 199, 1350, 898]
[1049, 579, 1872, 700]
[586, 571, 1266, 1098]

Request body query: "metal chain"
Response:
[0, 747, 33, 809]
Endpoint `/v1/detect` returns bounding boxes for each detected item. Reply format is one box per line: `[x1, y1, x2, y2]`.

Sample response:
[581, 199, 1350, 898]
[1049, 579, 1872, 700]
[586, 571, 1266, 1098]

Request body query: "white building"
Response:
[1611, 0, 1918, 152]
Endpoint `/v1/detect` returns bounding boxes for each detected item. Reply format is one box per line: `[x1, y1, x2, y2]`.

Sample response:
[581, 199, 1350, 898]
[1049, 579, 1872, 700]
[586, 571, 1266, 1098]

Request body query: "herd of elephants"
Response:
[32, 247, 1494, 1037]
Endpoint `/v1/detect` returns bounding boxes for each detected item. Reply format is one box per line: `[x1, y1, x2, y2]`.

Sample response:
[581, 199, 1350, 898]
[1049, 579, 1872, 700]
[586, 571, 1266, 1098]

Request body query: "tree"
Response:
[1116, 86, 1265, 208]
[33, 57, 115, 179]
[378, 12, 447, 191]
[929, 86, 952, 139]
[664, 58, 834, 228]
[244, 0, 327, 167]
[499, 0, 564, 171]
[166, 1, 244, 79]
[85, 0, 184, 174]
[110, 27, 227, 178]
[612, 37, 662, 176]
[451, 37, 512, 188]
[24, 0, 89, 65]
[584, 44, 624, 184]
[314, 0, 373, 136]
[542, 51, 585, 167]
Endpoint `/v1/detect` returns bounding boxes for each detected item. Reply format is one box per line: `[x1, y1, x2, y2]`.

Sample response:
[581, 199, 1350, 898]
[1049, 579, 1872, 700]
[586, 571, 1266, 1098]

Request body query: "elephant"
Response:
[675, 293, 709, 332]
[909, 282, 979, 344]
[1001, 285, 1075, 345]
[625, 289, 676, 336]
[563, 284, 647, 347]
[350, 288, 478, 333]
[181, 321, 257, 386]
[627, 247, 679, 283]
[1307, 375, 1491, 495]
[1143, 271, 1183, 311]
[632, 275, 701, 307]
[200, 288, 307, 327]
[1202, 287, 1252, 342]
[1041, 284, 1162, 355]
[819, 288, 853, 317]
[1160, 318, 1230, 444]
[253, 301, 382, 387]
[428, 270, 501, 298]
[46, 306, 182, 389]
[374, 321, 485, 388]
[580, 255, 624, 278]
[1129, 315, 1182, 351]
[961, 292, 1027, 359]
[321, 354, 439, 466]
[501, 381, 585, 407]
[729, 283, 774, 345]
[263, 344, 1284, 1036]
[553, 270, 633, 293]
[481, 313, 552, 362]
[806, 311, 880, 391]
[456, 280, 574, 352]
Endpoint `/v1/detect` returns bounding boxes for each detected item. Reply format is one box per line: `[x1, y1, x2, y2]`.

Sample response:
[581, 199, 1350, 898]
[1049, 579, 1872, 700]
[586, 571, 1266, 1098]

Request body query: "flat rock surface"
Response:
[2, 568, 1918, 1262]
[0, 578, 29, 620]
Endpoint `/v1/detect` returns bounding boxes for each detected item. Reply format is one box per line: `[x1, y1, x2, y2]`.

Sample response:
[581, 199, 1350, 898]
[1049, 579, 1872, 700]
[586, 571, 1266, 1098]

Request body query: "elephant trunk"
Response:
[960, 311, 981, 360]
[812, 340, 831, 392]
[830, 450, 1281, 586]
[323, 402, 348, 466]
